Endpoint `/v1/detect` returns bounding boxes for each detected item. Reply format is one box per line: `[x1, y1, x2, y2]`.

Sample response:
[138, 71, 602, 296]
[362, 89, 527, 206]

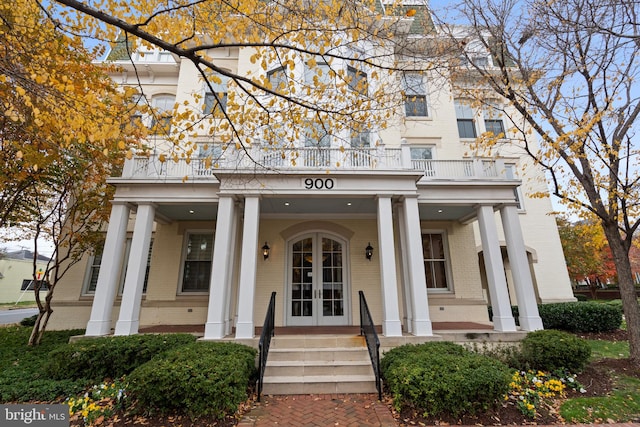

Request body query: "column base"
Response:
[492, 316, 518, 332]
[114, 320, 139, 336]
[411, 319, 433, 336]
[204, 322, 226, 340]
[85, 320, 112, 336]
[519, 316, 544, 331]
[235, 321, 254, 339]
[382, 320, 403, 337]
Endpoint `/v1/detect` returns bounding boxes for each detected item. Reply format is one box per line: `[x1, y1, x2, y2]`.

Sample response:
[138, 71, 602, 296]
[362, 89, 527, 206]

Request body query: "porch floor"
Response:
[138, 322, 493, 335]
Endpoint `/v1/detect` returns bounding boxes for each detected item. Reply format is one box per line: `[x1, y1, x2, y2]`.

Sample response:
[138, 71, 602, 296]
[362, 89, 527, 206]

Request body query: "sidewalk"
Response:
[237, 394, 640, 427]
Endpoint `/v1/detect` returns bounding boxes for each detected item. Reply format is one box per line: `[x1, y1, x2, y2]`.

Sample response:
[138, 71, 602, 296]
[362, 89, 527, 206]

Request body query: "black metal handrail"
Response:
[257, 292, 276, 402]
[359, 290, 382, 400]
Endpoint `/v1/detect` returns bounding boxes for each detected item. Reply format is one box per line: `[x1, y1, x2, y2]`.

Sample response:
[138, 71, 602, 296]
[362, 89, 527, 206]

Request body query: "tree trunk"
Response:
[602, 223, 640, 367]
[28, 287, 54, 346]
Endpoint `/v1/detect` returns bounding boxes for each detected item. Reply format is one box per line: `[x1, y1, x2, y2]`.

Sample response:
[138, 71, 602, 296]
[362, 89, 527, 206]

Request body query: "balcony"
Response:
[119, 144, 509, 182]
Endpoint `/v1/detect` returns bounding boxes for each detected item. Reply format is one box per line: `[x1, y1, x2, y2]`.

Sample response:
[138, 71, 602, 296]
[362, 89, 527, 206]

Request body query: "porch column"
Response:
[376, 196, 402, 337]
[86, 203, 130, 336]
[395, 202, 413, 334]
[402, 196, 433, 336]
[235, 196, 260, 339]
[500, 205, 543, 331]
[114, 203, 155, 335]
[477, 205, 517, 331]
[224, 201, 240, 336]
[205, 196, 236, 339]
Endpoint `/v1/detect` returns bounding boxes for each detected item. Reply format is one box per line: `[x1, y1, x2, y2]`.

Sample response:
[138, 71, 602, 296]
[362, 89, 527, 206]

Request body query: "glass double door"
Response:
[287, 233, 349, 326]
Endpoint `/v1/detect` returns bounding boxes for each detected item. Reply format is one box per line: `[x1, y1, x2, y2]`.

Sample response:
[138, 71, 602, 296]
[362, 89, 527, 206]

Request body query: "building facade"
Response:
[47, 8, 575, 339]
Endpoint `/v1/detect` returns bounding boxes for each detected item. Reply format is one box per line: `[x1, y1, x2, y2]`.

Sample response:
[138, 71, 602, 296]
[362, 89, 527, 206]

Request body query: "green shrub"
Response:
[19, 314, 38, 327]
[45, 333, 197, 382]
[127, 342, 257, 419]
[381, 342, 511, 417]
[519, 330, 591, 372]
[574, 294, 588, 302]
[0, 327, 87, 402]
[538, 302, 622, 332]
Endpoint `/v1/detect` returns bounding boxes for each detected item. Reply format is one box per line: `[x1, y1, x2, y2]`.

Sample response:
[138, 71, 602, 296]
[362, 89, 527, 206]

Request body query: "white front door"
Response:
[286, 233, 349, 326]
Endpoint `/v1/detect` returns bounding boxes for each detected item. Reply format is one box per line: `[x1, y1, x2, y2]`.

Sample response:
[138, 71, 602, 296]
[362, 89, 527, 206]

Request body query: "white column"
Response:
[501, 205, 544, 331]
[477, 205, 517, 331]
[114, 204, 155, 336]
[395, 202, 413, 334]
[402, 196, 433, 336]
[235, 196, 260, 339]
[376, 196, 402, 337]
[223, 201, 240, 336]
[86, 203, 130, 336]
[204, 196, 236, 339]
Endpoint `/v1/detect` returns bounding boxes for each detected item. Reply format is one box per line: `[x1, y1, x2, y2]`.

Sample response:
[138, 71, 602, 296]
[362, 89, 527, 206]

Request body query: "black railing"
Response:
[359, 290, 382, 400]
[257, 292, 276, 402]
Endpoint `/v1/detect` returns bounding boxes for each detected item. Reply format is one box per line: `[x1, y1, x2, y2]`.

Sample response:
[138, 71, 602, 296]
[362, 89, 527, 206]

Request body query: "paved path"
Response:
[237, 394, 640, 427]
[0, 308, 38, 325]
[237, 394, 396, 427]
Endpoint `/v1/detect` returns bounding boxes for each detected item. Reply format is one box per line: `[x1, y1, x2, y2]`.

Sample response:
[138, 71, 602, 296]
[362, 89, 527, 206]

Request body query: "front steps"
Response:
[261, 335, 378, 395]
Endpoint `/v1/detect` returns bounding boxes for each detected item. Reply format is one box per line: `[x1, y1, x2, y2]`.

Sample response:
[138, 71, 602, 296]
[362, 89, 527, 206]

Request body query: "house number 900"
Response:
[304, 178, 334, 190]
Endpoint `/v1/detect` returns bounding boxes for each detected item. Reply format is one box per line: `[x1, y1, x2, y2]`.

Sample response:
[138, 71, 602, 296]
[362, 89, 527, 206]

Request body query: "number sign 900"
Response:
[304, 178, 334, 190]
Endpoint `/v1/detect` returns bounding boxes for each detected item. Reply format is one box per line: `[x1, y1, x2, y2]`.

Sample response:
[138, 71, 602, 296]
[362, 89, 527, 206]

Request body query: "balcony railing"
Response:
[120, 144, 509, 181]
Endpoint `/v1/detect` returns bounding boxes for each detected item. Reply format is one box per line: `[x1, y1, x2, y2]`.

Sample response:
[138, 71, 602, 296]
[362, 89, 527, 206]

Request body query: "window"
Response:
[483, 104, 505, 137]
[304, 121, 331, 147]
[204, 74, 229, 115]
[21, 280, 49, 291]
[411, 147, 434, 175]
[150, 95, 175, 133]
[347, 66, 367, 95]
[455, 100, 476, 139]
[85, 238, 153, 294]
[181, 232, 214, 292]
[402, 73, 428, 117]
[267, 67, 287, 92]
[505, 164, 524, 210]
[422, 233, 450, 290]
[305, 60, 331, 86]
[350, 130, 370, 148]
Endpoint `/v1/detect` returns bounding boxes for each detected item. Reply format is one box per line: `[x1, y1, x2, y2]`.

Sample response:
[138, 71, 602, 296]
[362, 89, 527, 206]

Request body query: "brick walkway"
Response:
[237, 394, 640, 427]
[237, 394, 397, 427]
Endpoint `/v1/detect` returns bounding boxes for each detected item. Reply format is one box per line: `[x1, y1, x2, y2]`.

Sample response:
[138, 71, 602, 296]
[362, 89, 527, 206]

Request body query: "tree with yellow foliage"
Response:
[1, 0, 144, 344]
[436, 0, 640, 365]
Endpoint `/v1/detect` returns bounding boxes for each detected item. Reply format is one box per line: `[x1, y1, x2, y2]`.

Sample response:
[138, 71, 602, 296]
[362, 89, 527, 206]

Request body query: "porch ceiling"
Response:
[153, 200, 475, 222]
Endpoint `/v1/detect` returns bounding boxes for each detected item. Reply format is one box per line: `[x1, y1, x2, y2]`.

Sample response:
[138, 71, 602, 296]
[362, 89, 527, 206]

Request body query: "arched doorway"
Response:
[285, 232, 350, 326]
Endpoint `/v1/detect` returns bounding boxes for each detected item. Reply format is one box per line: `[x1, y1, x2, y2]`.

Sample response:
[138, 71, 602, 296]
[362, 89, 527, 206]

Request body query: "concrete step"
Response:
[261, 335, 378, 395]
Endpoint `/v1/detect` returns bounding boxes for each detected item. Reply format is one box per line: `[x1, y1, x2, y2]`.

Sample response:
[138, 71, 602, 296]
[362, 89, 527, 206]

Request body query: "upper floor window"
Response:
[304, 121, 331, 147]
[422, 232, 451, 290]
[483, 104, 505, 137]
[150, 94, 175, 134]
[181, 232, 214, 293]
[350, 130, 370, 148]
[455, 100, 477, 139]
[410, 146, 434, 176]
[402, 73, 428, 117]
[204, 74, 230, 115]
[305, 60, 332, 86]
[267, 66, 287, 92]
[347, 66, 367, 95]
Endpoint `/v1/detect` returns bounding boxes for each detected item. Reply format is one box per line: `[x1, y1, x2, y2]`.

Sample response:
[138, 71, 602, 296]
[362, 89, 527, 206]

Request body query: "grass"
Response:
[560, 376, 640, 423]
[587, 339, 630, 360]
[0, 301, 38, 308]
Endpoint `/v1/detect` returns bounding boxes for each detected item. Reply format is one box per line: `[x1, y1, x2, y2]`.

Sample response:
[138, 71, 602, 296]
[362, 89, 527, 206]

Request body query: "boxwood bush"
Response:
[45, 333, 197, 382]
[381, 342, 511, 417]
[519, 330, 591, 372]
[538, 302, 622, 332]
[127, 342, 257, 419]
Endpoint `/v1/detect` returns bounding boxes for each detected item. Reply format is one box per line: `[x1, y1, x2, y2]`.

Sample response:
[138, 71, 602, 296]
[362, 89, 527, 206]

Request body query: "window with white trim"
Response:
[267, 66, 287, 92]
[455, 100, 477, 139]
[204, 74, 229, 115]
[84, 238, 153, 294]
[347, 66, 367, 95]
[304, 121, 331, 148]
[422, 232, 451, 290]
[150, 94, 175, 133]
[505, 164, 524, 210]
[304, 60, 332, 86]
[350, 130, 370, 148]
[483, 104, 505, 137]
[402, 73, 429, 117]
[181, 232, 214, 292]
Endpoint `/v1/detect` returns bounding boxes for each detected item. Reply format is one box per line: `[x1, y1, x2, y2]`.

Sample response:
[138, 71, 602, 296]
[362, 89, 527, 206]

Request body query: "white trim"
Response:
[420, 229, 454, 294]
